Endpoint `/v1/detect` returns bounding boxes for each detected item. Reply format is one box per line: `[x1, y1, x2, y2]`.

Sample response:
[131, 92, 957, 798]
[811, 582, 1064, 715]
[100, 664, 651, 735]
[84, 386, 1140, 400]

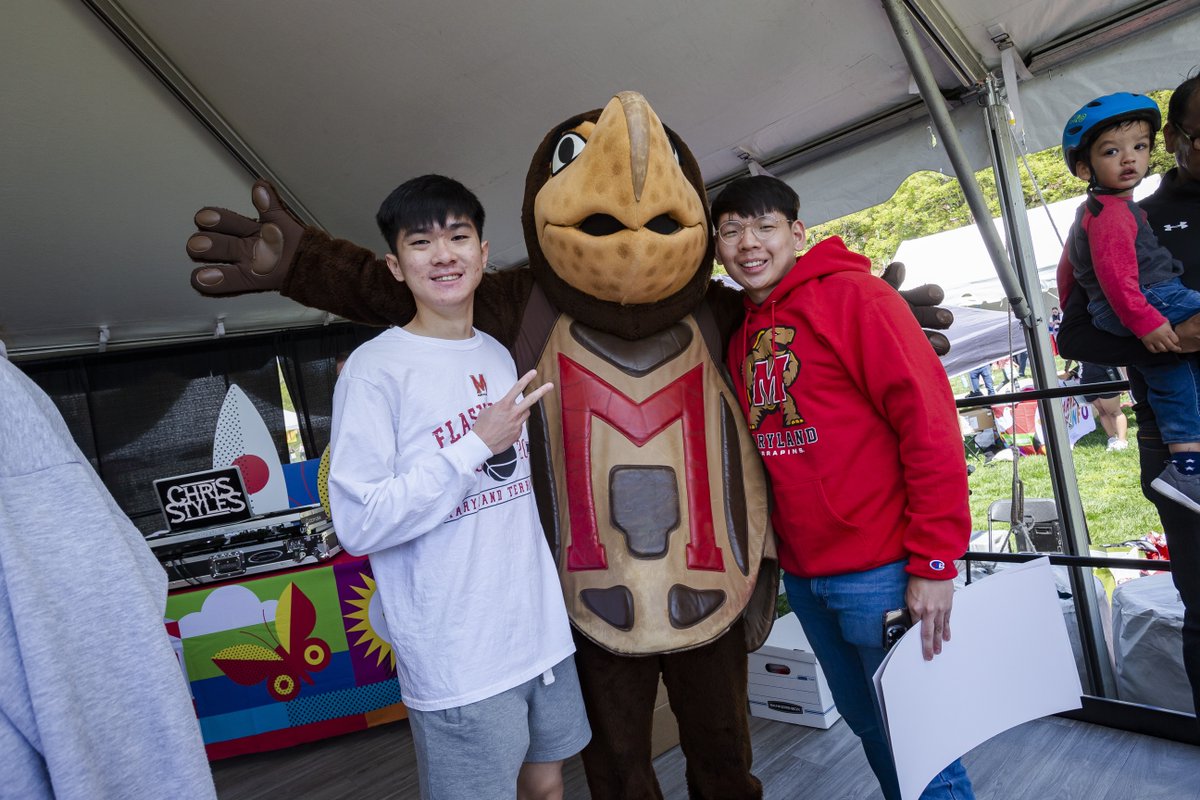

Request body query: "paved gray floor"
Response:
[212, 712, 1200, 799]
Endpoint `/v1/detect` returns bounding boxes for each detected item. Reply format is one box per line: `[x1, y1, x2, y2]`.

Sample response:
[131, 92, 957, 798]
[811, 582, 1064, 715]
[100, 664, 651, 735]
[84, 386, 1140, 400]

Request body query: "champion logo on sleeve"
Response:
[929, 559, 946, 572]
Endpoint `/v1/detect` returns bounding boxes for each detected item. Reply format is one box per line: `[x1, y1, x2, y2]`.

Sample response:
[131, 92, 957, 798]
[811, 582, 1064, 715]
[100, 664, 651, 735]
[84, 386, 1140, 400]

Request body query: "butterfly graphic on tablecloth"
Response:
[212, 583, 331, 701]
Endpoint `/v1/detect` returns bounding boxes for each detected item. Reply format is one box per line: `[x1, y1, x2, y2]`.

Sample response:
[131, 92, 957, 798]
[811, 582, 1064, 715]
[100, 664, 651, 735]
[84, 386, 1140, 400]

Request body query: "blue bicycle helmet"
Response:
[1061, 92, 1161, 175]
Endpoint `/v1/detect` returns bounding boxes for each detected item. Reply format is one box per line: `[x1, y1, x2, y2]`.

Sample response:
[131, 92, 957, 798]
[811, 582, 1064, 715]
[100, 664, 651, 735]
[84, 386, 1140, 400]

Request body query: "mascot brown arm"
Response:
[185, 180, 531, 344]
[705, 261, 954, 356]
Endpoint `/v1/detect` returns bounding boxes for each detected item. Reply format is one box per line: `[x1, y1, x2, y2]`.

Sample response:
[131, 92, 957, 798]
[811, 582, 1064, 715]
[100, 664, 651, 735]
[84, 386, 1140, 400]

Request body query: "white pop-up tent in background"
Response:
[905, 176, 1163, 382]
[906, 184, 1161, 451]
[896, 176, 1162, 313]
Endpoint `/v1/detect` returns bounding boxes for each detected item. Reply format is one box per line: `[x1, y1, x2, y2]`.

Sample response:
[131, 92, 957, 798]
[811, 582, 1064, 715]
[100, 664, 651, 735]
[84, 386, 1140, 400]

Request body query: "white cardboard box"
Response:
[958, 407, 996, 437]
[747, 612, 841, 729]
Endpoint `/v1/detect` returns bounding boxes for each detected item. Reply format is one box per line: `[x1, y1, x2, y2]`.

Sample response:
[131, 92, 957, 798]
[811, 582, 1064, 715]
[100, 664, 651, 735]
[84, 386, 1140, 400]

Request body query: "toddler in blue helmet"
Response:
[1059, 91, 1200, 512]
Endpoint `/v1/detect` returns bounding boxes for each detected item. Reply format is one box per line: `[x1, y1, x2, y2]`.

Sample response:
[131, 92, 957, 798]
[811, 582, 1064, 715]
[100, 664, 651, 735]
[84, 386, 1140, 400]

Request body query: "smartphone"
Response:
[882, 607, 912, 651]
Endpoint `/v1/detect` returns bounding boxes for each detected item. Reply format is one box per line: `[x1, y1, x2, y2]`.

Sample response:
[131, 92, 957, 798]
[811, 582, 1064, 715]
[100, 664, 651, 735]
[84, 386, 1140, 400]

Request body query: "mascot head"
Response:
[521, 91, 714, 338]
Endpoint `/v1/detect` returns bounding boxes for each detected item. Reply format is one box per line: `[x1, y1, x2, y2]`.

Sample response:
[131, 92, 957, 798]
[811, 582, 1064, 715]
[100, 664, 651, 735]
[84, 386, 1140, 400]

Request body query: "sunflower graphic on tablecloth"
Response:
[335, 560, 396, 685]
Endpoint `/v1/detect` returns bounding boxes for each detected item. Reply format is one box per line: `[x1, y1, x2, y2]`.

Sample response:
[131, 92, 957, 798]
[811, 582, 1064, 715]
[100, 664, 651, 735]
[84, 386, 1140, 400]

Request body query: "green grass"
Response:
[966, 404, 1160, 549]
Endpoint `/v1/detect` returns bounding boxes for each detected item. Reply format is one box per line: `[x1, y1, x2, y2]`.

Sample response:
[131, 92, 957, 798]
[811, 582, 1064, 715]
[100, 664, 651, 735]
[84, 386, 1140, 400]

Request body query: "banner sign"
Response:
[155, 466, 253, 532]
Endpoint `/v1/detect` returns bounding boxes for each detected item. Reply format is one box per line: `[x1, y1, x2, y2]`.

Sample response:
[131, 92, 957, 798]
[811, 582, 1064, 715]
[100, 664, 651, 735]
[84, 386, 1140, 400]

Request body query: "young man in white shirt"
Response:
[329, 175, 589, 800]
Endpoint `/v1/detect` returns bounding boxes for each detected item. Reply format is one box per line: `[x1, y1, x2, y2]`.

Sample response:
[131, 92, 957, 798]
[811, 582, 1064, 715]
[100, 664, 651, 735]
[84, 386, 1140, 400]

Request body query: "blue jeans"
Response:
[783, 561, 975, 800]
[1090, 276, 1200, 443]
[967, 366, 993, 395]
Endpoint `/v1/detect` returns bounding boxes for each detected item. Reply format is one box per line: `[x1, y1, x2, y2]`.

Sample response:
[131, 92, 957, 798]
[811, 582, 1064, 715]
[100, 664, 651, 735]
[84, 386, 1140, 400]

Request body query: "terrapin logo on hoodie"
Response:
[743, 325, 819, 456]
[744, 325, 803, 430]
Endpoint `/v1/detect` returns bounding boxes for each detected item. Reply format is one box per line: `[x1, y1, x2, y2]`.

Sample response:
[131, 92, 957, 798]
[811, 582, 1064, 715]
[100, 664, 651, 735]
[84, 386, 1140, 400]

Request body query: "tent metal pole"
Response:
[879, 0, 1032, 326]
[981, 77, 1115, 698]
[883, 0, 1115, 698]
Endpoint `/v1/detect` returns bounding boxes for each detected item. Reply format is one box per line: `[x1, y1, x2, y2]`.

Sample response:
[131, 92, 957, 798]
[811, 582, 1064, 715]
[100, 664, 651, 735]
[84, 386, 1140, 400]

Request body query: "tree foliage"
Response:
[807, 90, 1175, 271]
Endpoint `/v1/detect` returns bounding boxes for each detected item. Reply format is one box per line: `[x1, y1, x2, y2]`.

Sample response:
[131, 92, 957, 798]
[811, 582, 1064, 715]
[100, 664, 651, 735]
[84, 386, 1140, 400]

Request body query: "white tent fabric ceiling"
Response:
[3, 0, 1200, 356]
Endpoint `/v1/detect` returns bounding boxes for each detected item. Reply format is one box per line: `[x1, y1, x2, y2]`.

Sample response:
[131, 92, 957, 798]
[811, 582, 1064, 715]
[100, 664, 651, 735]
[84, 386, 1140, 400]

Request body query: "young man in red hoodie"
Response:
[713, 175, 974, 800]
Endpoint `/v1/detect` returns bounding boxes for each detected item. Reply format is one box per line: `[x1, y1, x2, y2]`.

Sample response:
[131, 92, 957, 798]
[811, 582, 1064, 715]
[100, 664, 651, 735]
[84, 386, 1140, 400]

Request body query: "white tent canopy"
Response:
[4, 0, 1200, 356]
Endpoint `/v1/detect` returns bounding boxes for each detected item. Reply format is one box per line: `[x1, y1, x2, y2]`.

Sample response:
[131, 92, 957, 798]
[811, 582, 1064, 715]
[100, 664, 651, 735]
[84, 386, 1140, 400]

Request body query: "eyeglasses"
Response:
[1171, 122, 1200, 152]
[716, 215, 793, 244]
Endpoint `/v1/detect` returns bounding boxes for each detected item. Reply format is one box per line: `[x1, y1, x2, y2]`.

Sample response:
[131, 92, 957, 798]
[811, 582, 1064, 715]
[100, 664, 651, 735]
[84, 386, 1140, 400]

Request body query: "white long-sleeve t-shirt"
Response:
[328, 327, 573, 711]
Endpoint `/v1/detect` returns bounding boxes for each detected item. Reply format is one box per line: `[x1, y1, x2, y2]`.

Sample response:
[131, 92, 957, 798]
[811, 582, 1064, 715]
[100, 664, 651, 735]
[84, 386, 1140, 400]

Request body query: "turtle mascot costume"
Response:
[185, 91, 943, 799]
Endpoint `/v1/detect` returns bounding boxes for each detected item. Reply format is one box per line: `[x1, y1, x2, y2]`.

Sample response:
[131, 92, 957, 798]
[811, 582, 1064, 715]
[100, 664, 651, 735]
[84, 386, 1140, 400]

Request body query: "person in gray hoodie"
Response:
[0, 347, 216, 800]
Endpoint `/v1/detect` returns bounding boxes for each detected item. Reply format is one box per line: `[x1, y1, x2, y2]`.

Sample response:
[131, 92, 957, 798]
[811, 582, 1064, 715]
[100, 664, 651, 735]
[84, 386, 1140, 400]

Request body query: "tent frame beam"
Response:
[902, 0, 990, 87]
[1025, 0, 1200, 75]
[880, 0, 1034, 326]
[80, 0, 322, 229]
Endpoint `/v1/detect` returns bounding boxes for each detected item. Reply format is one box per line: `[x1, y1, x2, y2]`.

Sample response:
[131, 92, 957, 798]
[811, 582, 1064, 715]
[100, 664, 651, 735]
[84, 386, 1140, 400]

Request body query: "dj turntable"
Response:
[148, 505, 340, 589]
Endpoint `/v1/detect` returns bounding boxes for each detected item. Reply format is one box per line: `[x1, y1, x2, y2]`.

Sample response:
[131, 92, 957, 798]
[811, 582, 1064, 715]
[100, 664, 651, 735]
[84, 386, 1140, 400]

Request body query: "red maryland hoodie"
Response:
[726, 237, 969, 580]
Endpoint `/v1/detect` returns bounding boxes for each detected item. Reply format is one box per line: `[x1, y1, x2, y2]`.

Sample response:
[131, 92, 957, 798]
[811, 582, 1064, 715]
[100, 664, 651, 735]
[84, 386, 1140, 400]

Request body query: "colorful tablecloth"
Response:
[165, 553, 405, 759]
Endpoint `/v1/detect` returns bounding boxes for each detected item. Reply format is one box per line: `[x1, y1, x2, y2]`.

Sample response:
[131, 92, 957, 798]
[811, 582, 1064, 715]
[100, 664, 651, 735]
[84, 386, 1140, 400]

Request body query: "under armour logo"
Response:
[1162, 221, 1189, 232]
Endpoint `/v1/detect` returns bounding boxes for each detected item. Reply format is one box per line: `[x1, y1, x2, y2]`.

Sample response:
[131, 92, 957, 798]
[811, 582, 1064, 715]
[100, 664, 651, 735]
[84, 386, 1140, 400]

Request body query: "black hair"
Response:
[1168, 71, 1200, 128]
[375, 174, 485, 255]
[710, 175, 800, 225]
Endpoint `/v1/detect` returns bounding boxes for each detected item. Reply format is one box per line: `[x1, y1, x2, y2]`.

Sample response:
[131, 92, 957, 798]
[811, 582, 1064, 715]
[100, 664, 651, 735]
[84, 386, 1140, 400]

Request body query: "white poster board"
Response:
[873, 558, 1083, 800]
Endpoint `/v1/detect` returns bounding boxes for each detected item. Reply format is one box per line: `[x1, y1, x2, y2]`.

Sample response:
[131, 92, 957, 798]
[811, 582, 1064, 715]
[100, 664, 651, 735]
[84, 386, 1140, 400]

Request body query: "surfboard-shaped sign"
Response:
[212, 384, 288, 515]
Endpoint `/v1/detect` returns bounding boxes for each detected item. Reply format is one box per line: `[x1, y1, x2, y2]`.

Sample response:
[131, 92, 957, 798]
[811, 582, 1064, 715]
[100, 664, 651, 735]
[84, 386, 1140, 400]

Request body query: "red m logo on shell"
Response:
[557, 356, 724, 574]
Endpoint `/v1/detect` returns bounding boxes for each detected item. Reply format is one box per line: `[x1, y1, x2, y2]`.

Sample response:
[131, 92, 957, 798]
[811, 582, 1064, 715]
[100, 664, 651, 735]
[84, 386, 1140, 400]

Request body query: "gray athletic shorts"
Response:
[408, 654, 591, 800]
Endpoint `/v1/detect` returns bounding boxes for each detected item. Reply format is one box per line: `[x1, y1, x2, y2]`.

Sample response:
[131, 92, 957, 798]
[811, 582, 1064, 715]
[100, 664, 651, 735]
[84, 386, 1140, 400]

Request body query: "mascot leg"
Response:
[573, 630, 665, 800]
[662, 619, 761, 800]
[573, 622, 761, 800]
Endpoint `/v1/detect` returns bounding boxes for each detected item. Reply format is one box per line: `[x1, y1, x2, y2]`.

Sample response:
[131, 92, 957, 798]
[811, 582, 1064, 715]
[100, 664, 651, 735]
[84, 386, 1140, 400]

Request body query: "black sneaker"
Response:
[1151, 463, 1200, 514]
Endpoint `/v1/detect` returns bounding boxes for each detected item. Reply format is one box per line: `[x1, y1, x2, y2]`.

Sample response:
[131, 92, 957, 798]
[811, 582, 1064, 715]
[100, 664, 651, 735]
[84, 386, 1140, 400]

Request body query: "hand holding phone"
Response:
[882, 607, 912, 651]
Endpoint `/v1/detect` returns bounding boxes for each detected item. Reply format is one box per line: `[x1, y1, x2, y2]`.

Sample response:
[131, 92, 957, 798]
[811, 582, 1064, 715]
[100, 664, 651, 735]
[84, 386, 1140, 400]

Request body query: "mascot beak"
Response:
[618, 91, 651, 202]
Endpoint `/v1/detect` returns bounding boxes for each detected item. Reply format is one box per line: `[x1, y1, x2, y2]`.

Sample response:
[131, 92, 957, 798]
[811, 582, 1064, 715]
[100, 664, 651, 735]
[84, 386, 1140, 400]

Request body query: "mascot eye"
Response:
[551, 133, 588, 175]
[670, 141, 681, 165]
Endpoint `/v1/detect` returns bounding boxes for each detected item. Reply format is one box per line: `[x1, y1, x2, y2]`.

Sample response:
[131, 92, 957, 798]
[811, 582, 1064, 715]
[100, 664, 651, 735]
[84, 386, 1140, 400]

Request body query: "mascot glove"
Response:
[185, 180, 305, 296]
[881, 261, 953, 356]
